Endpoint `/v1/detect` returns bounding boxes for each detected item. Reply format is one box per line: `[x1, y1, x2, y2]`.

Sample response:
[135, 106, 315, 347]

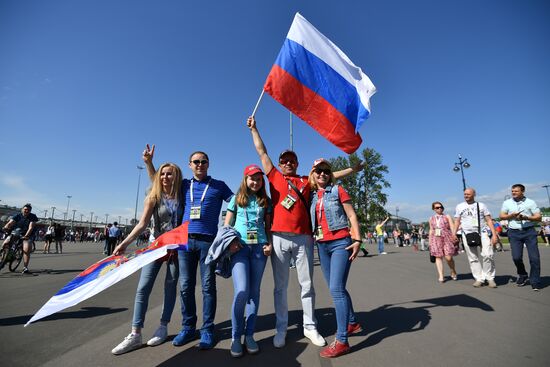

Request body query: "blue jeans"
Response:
[178, 238, 216, 332]
[377, 235, 384, 253]
[230, 244, 268, 340]
[132, 254, 179, 328]
[508, 227, 541, 287]
[317, 236, 357, 344]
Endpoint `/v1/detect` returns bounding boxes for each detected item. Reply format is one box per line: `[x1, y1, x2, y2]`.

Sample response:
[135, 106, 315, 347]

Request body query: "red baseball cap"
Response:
[243, 164, 263, 176]
[312, 158, 331, 168]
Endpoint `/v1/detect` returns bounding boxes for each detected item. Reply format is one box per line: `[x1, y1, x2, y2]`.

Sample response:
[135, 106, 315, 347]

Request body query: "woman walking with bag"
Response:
[309, 159, 362, 358]
[223, 164, 272, 358]
[428, 202, 459, 283]
[111, 162, 184, 355]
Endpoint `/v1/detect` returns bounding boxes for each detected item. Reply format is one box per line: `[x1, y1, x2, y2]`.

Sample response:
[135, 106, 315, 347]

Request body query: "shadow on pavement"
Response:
[33, 268, 84, 275]
[0, 306, 127, 326]
[157, 339, 308, 367]
[0, 269, 83, 278]
[316, 294, 493, 353]
[157, 310, 311, 367]
[494, 274, 514, 285]
[131, 294, 492, 365]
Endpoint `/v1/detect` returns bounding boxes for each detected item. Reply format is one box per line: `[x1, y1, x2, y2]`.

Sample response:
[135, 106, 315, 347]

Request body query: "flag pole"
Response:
[290, 112, 294, 150]
[251, 89, 265, 117]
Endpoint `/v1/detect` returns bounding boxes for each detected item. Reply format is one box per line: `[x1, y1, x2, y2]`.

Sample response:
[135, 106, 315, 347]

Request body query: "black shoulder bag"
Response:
[286, 179, 311, 221]
[465, 202, 482, 247]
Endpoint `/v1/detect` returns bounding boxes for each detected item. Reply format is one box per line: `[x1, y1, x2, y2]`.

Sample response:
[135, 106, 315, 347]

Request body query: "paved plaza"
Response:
[1, 241, 549, 367]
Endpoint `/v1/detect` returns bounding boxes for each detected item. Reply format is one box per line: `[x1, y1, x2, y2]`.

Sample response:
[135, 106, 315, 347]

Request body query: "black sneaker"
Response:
[516, 275, 529, 287]
[532, 284, 541, 292]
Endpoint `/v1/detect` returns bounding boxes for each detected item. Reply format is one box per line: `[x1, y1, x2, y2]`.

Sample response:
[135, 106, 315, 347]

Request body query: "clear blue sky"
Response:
[1, 0, 549, 224]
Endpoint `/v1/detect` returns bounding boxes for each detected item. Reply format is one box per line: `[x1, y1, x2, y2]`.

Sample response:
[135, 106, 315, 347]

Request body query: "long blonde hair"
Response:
[146, 163, 182, 205]
[236, 174, 269, 208]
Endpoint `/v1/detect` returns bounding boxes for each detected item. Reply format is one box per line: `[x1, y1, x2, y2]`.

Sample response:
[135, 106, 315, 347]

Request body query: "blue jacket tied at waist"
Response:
[205, 226, 240, 278]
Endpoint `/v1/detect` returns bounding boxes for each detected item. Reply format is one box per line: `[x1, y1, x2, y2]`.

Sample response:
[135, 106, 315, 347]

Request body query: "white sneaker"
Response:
[147, 325, 168, 346]
[112, 333, 142, 355]
[381, 252, 387, 255]
[273, 332, 286, 348]
[303, 328, 326, 346]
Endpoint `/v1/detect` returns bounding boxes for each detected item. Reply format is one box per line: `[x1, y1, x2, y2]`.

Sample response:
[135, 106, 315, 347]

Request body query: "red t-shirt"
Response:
[315, 186, 351, 242]
[267, 168, 312, 235]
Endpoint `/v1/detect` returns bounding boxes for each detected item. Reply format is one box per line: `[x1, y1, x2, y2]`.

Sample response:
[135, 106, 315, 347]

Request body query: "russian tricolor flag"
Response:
[264, 13, 376, 154]
[25, 222, 189, 327]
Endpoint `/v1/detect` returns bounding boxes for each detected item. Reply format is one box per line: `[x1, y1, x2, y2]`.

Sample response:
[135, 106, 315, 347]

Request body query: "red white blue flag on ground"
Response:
[264, 13, 376, 154]
[25, 222, 189, 327]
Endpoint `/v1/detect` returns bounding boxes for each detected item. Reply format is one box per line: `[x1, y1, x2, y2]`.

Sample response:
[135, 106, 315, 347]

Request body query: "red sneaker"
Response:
[320, 340, 350, 358]
[347, 322, 363, 335]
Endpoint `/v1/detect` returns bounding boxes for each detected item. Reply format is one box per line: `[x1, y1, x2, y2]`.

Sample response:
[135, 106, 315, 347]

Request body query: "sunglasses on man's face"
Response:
[191, 160, 209, 166]
[314, 168, 331, 175]
[279, 159, 297, 165]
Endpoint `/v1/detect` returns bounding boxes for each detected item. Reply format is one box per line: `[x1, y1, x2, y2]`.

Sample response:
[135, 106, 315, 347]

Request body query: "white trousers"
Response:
[271, 232, 317, 333]
[462, 233, 495, 281]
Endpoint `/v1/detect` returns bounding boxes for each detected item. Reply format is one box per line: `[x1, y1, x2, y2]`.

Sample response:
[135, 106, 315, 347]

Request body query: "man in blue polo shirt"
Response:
[143, 145, 233, 349]
[500, 184, 542, 291]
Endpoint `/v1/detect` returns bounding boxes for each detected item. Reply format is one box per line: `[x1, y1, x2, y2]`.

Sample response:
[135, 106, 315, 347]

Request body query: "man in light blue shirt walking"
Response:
[500, 184, 542, 291]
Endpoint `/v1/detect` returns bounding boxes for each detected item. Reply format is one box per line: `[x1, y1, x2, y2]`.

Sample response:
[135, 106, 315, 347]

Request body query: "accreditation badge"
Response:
[246, 230, 258, 244]
[316, 225, 324, 240]
[435, 228, 442, 237]
[190, 206, 201, 219]
[281, 194, 296, 210]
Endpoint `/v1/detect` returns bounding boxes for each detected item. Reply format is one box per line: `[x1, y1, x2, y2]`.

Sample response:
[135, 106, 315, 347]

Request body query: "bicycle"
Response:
[0, 229, 25, 272]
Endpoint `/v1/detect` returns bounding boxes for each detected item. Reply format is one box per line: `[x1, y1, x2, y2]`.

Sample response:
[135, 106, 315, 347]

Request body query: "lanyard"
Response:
[515, 199, 523, 214]
[434, 215, 443, 228]
[190, 178, 211, 205]
[287, 177, 305, 196]
[317, 190, 325, 223]
[243, 197, 260, 229]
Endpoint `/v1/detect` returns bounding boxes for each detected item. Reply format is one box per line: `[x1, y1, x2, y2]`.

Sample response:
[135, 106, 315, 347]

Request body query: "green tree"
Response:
[330, 147, 390, 234]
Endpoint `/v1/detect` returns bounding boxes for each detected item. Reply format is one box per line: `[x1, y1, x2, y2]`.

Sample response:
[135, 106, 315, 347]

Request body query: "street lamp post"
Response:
[395, 206, 399, 229]
[72, 209, 76, 229]
[134, 165, 145, 224]
[66, 195, 72, 221]
[453, 154, 471, 191]
[89, 212, 94, 229]
[543, 185, 550, 207]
